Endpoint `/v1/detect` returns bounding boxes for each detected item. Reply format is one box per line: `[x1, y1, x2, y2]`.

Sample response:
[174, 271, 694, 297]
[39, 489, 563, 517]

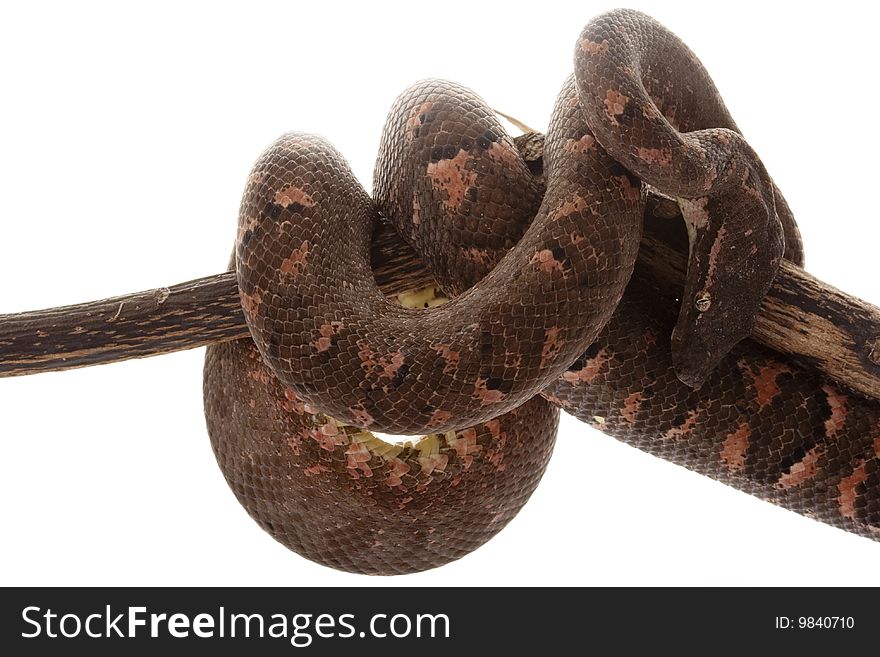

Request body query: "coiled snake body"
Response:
[204, 10, 880, 574]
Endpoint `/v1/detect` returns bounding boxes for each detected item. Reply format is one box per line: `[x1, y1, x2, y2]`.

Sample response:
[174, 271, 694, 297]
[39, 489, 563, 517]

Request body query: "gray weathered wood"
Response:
[2, 132, 879, 402]
[1, 208, 879, 403]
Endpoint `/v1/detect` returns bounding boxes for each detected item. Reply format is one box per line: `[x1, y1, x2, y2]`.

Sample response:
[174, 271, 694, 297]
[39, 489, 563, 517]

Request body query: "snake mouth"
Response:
[669, 327, 716, 390]
[674, 365, 712, 390]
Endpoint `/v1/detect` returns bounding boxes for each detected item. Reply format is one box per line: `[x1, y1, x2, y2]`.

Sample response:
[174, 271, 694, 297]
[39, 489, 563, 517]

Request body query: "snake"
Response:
[203, 9, 880, 575]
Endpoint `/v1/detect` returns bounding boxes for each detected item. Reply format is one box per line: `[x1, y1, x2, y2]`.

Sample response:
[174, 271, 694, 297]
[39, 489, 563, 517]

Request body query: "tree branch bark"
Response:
[1, 199, 879, 403]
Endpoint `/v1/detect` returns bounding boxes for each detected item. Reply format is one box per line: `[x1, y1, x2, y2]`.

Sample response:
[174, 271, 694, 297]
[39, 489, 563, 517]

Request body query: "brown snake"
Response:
[204, 9, 880, 574]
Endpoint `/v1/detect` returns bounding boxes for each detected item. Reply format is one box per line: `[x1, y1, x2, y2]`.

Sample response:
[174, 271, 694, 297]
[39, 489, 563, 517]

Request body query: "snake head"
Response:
[671, 172, 785, 388]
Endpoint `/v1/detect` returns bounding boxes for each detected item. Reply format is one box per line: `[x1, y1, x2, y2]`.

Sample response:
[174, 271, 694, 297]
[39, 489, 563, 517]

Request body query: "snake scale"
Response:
[204, 9, 880, 575]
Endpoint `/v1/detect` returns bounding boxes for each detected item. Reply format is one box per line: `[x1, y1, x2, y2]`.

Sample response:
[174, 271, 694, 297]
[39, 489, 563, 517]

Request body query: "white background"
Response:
[1, 1, 879, 586]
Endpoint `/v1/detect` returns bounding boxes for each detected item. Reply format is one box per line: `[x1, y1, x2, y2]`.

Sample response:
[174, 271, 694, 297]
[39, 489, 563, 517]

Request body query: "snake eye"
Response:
[694, 291, 711, 312]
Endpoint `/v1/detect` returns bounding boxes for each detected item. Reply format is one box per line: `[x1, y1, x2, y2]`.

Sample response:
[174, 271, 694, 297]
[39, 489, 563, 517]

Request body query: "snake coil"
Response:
[204, 9, 880, 575]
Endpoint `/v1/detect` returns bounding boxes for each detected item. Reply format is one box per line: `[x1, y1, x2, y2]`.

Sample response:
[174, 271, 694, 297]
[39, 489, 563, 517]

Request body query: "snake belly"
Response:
[204, 9, 880, 574]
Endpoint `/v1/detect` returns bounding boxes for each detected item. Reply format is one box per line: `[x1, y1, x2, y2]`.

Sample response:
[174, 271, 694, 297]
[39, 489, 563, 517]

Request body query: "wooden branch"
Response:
[1, 202, 879, 403]
[0, 273, 248, 375]
[0, 224, 434, 378]
[637, 201, 880, 401]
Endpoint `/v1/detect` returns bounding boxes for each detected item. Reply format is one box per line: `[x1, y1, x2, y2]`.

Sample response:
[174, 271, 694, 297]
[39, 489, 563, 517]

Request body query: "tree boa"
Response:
[203, 9, 879, 575]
